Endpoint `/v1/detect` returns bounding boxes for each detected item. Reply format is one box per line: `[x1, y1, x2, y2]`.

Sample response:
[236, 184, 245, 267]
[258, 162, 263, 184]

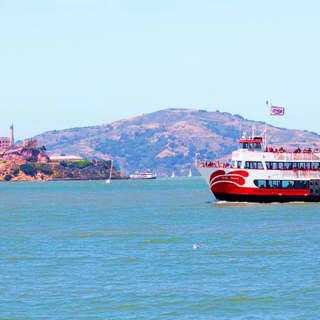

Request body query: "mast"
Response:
[106, 159, 113, 184]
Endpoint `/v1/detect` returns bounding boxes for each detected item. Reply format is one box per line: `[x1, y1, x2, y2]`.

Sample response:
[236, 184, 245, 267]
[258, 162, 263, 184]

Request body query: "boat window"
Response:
[254, 180, 267, 188]
[245, 161, 264, 169]
[271, 180, 281, 188]
[254, 180, 308, 189]
[284, 162, 292, 170]
[282, 180, 294, 188]
[265, 162, 309, 170]
[240, 142, 249, 149]
[312, 162, 320, 169]
[253, 142, 262, 150]
[294, 180, 309, 188]
[237, 161, 242, 168]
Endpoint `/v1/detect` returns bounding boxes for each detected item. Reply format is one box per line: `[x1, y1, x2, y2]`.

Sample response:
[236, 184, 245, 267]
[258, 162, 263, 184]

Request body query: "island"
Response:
[0, 138, 125, 182]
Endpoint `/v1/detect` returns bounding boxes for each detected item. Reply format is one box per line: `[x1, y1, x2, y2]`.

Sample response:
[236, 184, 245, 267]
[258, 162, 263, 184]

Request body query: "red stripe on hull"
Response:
[227, 170, 249, 177]
[212, 175, 246, 186]
[210, 170, 226, 181]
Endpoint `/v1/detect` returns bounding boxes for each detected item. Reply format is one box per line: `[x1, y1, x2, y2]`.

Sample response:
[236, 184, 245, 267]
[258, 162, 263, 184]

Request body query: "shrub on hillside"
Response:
[60, 160, 68, 167]
[36, 163, 53, 175]
[4, 174, 12, 181]
[69, 160, 91, 169]
[20, 163, 37, 176]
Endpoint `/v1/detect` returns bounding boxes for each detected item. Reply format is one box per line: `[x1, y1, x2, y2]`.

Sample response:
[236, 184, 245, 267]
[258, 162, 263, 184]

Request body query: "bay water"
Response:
[1, 178, 320, 319]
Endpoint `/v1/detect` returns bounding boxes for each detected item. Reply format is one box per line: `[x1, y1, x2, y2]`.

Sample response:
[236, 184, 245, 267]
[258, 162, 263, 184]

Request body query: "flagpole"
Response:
[265, 100, 269, 148]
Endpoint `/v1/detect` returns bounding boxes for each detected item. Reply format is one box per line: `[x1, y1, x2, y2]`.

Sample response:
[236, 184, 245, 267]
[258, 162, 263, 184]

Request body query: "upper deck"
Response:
[198, 135, 320, 169]
[233, 136, 320, 162]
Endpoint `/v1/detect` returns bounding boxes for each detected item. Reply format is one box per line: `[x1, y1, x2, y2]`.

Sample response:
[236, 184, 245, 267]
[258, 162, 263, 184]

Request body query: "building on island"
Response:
[0, 137, 11, 150]
[49, 155, 83, 162]
[23, 138, 38, 148]
[0, 124, 15, 151]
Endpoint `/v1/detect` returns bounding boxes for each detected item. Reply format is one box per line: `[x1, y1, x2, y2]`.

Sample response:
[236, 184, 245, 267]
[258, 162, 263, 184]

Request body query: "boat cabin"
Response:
[238, 137, 263, 151]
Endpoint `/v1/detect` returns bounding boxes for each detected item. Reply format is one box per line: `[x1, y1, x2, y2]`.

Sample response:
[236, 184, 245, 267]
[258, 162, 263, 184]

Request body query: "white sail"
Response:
[188, 169, 192, 177]
[171, 171, 175, 178]
[106, 160, 113, 184]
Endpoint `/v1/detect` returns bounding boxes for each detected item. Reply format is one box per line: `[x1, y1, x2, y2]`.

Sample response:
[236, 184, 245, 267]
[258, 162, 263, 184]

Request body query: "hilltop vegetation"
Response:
[33, 108, 320, 176]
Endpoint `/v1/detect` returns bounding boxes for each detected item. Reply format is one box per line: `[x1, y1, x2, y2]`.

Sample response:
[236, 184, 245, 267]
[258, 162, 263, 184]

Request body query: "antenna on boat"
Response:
[251, 124, 255, 138]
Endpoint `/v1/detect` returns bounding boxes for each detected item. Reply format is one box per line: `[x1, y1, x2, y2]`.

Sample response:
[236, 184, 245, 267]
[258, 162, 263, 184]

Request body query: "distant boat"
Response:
[106, 160, 113, 184]
[171, 171, 175, 178]
[188, 169, 192, 177]
[129, 171, 156, 179]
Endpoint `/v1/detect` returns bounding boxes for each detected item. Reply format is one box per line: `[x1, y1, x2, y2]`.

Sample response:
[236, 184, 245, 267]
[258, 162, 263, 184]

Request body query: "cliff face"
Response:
[0, 146, 124, 182]
[1, 147, 49, 164]
[33, 108, 320, 176]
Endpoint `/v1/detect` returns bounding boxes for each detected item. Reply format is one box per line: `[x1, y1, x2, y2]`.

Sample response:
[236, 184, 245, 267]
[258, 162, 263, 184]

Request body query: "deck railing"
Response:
[273, 152, 320, 161]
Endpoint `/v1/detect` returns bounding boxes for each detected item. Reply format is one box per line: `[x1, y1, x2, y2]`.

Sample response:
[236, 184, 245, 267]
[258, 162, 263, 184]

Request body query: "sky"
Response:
[1, 0, 320, 139]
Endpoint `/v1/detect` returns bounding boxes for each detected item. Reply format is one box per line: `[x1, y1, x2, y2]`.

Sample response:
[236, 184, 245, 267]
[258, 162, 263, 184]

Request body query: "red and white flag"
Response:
[270, 105, 285, 116]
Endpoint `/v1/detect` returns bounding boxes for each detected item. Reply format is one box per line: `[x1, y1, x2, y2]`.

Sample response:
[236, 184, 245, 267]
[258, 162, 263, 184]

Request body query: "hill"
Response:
[33, 108, 320, 176]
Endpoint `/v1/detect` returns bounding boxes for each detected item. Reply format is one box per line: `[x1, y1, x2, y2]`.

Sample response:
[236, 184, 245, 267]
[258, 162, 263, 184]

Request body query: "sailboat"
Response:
[188, 169, 192, 177]
[171, 171, 175, 178]
[106, 160, 113, 184]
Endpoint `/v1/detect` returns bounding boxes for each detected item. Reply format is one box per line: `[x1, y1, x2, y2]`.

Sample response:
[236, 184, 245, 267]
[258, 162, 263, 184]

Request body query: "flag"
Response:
[270, 105, 285, 116]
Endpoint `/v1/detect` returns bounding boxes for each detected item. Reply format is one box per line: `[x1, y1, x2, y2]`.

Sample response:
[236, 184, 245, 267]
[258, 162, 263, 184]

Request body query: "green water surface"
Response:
[0, 178, 319, 319]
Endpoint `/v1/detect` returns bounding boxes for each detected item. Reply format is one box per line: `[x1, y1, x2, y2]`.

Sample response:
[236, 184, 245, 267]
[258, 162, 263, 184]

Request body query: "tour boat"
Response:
[197, 136, 320, 202]
[129, 171, 156, 179]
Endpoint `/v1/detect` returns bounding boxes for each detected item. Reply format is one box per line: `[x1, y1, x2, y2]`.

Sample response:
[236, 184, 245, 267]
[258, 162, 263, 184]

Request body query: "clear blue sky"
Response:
[1, 0, 319, 139]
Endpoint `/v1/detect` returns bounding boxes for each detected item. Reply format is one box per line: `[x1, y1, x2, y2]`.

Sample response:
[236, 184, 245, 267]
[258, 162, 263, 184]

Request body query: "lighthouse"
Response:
[9, 124, 14, 146]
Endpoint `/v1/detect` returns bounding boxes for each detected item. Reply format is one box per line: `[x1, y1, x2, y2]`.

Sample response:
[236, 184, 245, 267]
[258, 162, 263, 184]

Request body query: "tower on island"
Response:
[9, 124, 14, 146]
[0, 124, 15, 150]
